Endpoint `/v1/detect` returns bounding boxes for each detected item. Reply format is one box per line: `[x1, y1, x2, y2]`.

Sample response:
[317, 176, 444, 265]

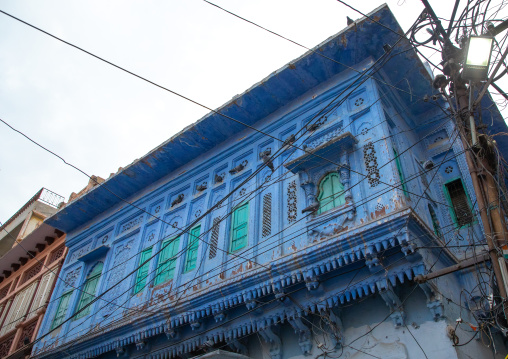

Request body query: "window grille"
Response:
[287, 181, 297, 223]
[262, 193, 272, 237]
[209, 217, 221, 259]
[20, 262, 43, 285]
[16, 320, 37, 349]
[445, 179, 474, 227]
[50, 246, 65, 263]
[363, 142, 380, 187]
[28, 270, 56, 321]
[0, 286, 9, 301]
[0, 334, 14, 357]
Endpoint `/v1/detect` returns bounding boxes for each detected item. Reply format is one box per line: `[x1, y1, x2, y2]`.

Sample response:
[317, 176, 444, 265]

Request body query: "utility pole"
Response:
[420, 0, 508, 304]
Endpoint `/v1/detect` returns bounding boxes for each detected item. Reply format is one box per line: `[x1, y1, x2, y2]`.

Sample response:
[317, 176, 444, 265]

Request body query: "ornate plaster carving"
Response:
[288, 317, 312, 355]
[229, 160, 248, 175]
[419, 282, 444, 321]
[260, 148, 275, 172]
[259, 326, 282, 359]
[64, 267, 81, 289]
[377, 281, 405, 328]
[171, 194, 185, 208]
[308, 208, 356, 241]
[102, 239, 135, 317]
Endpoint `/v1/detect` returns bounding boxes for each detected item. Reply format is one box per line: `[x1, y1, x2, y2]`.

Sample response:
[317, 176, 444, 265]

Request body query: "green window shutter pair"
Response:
[231, 203, 249, 252]
[74, 262, 103, 320]
[51, 291, 73, 330]
[317, 173, 345, 214]
[444, 178, 474, 227]
[155, 237, 180, 286]
[185, 226, 201, 272]
[393, 148, 409, 197]
[134, 247, 153, 294]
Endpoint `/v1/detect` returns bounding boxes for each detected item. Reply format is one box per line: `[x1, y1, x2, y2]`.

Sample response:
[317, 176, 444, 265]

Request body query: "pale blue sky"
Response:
[0, 0, 504, 223]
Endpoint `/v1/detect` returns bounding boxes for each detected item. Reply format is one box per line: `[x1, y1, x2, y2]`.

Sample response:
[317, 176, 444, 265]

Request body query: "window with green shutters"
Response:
[134, 247, 153, 294]
[185, 226, 200, 272]
[317, 173, 345, 214]
[444, 178, 474, 227]
[154, 237, 180, 286]
[51, 291, 73, 329]
[393, 147, 409, 197]
[230, 203, 249, 252]
[74, 262, 103, 320]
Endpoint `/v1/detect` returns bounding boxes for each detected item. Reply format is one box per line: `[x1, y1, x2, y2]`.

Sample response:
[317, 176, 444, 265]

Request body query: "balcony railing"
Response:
[38, 188, 65, 209]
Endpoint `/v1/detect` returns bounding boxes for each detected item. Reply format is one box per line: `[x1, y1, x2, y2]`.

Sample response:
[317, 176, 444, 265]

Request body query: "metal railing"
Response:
[38, 188, 65, 208]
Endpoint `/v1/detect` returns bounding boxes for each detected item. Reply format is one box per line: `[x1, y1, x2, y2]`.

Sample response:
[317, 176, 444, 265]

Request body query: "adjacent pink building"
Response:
[0, 189, 67, 358]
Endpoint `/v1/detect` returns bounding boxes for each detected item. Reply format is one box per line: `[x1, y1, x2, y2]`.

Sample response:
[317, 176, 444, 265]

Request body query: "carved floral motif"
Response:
[102, 240, 135, 316]
[120, 215, 144, 235]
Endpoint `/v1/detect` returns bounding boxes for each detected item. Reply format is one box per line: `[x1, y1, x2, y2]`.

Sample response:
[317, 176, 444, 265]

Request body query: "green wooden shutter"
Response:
[428, 204, 442, 238]
[185, 226, 200, 272]
[134, 247, 153, 294]
[393, 148, 409, 197]
[75, 262, 103, 319]
[231, 203, 248, 252]
[51, 291, 72, 329]
[318, 173, 345, 214]
[155, 237, 180, 285]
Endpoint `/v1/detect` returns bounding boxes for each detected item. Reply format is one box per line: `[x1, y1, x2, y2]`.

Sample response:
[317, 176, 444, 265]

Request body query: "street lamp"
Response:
[462, 36, 494, 81]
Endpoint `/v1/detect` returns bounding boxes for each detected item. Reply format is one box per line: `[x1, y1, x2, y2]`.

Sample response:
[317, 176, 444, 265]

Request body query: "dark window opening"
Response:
[445, 179, 473, 227]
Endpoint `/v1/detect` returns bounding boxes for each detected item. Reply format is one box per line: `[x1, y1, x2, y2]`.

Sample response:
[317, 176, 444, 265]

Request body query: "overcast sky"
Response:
[0, 0, 505, 223]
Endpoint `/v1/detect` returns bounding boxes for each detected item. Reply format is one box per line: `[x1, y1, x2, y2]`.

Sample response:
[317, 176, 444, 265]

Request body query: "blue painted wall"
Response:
[33, 5, 505, 359]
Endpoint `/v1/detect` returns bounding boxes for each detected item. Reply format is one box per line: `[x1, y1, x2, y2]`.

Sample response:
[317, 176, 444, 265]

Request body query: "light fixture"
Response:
[462, 36, 494, 81]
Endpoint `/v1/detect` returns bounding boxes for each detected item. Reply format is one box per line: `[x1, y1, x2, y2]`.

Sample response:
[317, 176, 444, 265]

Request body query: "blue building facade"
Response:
[32, 5, 508, 359]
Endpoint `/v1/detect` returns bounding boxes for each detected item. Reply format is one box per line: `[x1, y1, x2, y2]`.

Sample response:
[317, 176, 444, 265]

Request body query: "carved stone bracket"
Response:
[338, 159, 352, 203]
[288, 317, 312, 355]
[272, 282, 289, 305]
[300, 171, 319, 213]
[377, 280, 405, 327]
[227, 338, 248, 355]
[190, 320, 201, 330]
[212, 304, 226, 322]
[135, 340, 146, 351]
[397, 232, 419, 262]
[259, 326, 282, 359]
[364, 250, 382, 273]
[325, 309, 344, 348]
[304, 269, 320, 291]
[115, 346, 126, 358]
[419, 282, 444, 321]
[164, 320, 178, 340]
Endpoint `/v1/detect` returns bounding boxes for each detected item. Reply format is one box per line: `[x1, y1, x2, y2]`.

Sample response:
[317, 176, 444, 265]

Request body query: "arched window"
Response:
[317, 173, 345, 214]
[74, 262, 103, 319]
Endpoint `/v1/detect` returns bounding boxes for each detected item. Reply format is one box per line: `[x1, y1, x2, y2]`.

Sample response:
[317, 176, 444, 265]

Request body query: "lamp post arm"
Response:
[491, 18, 508, 37]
